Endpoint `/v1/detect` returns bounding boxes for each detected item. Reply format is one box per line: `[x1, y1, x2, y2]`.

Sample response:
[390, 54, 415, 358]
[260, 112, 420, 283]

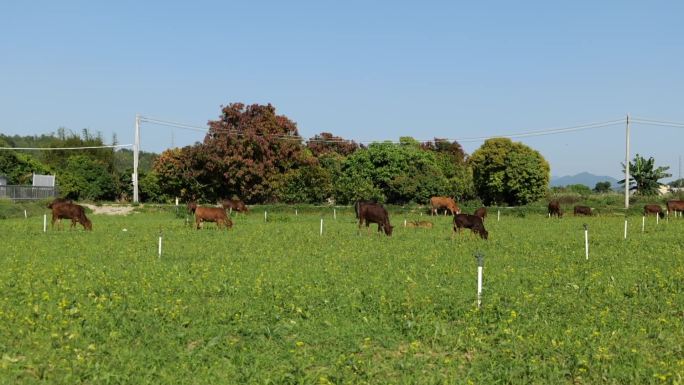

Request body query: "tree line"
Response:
[3, 103, 671, 205]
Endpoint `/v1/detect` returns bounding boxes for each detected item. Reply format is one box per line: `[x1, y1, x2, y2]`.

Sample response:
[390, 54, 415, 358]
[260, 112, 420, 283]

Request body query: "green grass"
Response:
[0, 206, 683, 384]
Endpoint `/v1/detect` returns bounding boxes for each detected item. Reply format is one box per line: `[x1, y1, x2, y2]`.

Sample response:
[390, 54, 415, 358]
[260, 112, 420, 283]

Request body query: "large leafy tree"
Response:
[199, 103, 307, 203]
[421, 138, 474, 200]
[336, 138, 450, 204]
[59, 155, 116, 200]
[619, 154, 671, 195]
[469, 138, 550, 205]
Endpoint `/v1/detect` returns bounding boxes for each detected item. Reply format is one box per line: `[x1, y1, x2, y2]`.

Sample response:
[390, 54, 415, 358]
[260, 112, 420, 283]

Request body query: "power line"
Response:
[0, 144, 133, 151]
[631, 117, 684, 128]
[138, 115, 627, 144]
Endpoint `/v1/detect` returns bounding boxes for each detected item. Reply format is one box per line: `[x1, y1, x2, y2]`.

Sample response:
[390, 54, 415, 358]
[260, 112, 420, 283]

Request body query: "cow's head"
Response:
[384, 224, 394, 236]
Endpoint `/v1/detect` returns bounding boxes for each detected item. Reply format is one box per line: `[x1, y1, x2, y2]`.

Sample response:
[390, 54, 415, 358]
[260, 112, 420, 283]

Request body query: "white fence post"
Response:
[158, 230, 162, 258]
[642, 216, 645, 233]
[497, 210, 500, 222]
[584, 224, 589, 260]
[43, 214, 47, 232]
[404, 219, 407, 228]
[24, 210, 27, 219]
[264, 211, 267, 222]
[334, 208, 336, 220]
[320, 218, 323, 236]
[624, 219, 628, 239]
[475, 252, 484, 308]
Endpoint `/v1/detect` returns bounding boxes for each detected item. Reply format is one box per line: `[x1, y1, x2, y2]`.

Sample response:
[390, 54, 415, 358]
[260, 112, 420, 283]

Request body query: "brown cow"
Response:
[356, 201, 393, 236]
[453, 214, 488, 240]
[666, 200, 684, 217]
[221, 198, 249, 213]
[188, 202, 233, 231]
[430, 196, 460, 216]
[573, 205, 592, 216]
[643, 204, 664, 218]
[51, 202, 92, 231]
[548, 201, 563, 218]
[474, 207, 487, 220]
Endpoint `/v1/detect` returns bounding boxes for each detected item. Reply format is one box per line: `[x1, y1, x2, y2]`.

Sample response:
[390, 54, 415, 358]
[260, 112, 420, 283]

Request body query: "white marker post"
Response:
[264, 211, 268, 222]
[295, 209, 298, 216]
[624, 219, 628, 240]
[320, 218, 323, 236]
[656, 214, 659, 225]
[334, 208, 337, 220]
[229, 207, 232, 215]
[584, 224, 589, 260]
[497, 210, 500, 222]
[43, 214, 47, 232]
[24, 210, 27, 219]
[642, 216, 645, 233]
[404, 219, 407, 228]
[158, 230, 162, 258]
[475, 252, 484, 309]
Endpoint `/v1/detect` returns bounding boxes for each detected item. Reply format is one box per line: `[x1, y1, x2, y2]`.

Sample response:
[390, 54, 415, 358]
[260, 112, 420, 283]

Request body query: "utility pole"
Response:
[624, 114, 630, 209]
[133, 114, 140, 203]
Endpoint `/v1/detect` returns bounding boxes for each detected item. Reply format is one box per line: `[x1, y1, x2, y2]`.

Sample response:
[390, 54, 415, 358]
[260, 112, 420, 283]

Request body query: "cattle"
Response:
[548, 201, 563, 218]
[188, 202, 233, 231]
[453, 214, 488, 240]
[354, 200, 377, 219]
[666, 200, 684, 217]
[429, 196, 460, 216]
[573, 205, 592, 216]
[474, 207, 487, 220]
[221, 198, 249, 213]
[50, 202, 92, 231]
[356, 201, 393, 236]
[643, 204, 665, 218]
[406, 220, 433, 229]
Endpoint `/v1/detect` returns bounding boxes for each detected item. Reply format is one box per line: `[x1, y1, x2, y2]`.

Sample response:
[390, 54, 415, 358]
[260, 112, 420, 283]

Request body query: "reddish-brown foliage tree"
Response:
[198, 103, 307, 203]
[306, 132, 360, 157]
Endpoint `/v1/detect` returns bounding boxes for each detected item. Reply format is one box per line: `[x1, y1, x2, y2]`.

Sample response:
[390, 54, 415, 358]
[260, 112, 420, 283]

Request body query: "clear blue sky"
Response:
[1, 1, 683, 180]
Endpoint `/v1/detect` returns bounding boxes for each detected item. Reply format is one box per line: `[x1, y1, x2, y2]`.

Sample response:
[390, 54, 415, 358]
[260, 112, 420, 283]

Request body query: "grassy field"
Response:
[0, 205, 682, 384]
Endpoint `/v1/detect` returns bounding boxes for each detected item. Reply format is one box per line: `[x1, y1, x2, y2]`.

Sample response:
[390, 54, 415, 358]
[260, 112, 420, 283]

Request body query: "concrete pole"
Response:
[625, 114, 630, 209]
[133, 114, 141, 203]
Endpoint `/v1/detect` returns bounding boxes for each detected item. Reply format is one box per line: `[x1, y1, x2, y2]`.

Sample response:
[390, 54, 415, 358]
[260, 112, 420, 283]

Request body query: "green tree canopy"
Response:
[58, 155, 116, 200]
[594, 181, 612, 193]
[469, 138, 550, 205]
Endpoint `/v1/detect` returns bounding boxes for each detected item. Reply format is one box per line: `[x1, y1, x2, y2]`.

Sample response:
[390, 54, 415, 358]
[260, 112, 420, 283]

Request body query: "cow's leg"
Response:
[196, 218, 202, 230]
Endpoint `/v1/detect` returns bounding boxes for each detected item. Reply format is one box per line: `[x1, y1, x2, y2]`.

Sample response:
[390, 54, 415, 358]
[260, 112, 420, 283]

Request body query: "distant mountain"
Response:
[550, 172, 620, 189]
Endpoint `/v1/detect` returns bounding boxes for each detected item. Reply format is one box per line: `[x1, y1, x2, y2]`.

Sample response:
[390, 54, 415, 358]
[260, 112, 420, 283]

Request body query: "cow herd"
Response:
[46, 195, 684, 240]
[548, 199, 684, 218]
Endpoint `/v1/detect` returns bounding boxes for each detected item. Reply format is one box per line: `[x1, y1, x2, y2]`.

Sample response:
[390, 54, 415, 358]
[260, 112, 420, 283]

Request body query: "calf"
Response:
[221, 198, 249, 213]
[643, 204, 665, 218]
[453, 214, 488, 240]
[573, 205, 592, 216]
[51, 202, 92, 231]
[188, 202, 233, 231]
[356, 201, 393, 236]
[406, 220, 433, 229]
[548, 200, 563, 218]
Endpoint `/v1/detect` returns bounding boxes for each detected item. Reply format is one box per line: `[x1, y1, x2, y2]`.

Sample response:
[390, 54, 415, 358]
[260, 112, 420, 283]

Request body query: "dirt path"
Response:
[82, 204, 136, 216]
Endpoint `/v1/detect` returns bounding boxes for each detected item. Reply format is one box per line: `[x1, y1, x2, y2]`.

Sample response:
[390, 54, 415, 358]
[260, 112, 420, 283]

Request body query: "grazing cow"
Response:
[429, 196, 460, 216]
[474, 207, 487, 220]
[356, 201, 393, 236]
[406, 220, 433, 229]
[453, 214, 488, 240]
[188, 202, 233, 231]
[666, 200, 684, 217]
[573, 205, 592, 216]
[221, 198, 249, 213]
[548, 201, 563, 218]
[51, 202, 92, 231]
[643, 204, 665, 218]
